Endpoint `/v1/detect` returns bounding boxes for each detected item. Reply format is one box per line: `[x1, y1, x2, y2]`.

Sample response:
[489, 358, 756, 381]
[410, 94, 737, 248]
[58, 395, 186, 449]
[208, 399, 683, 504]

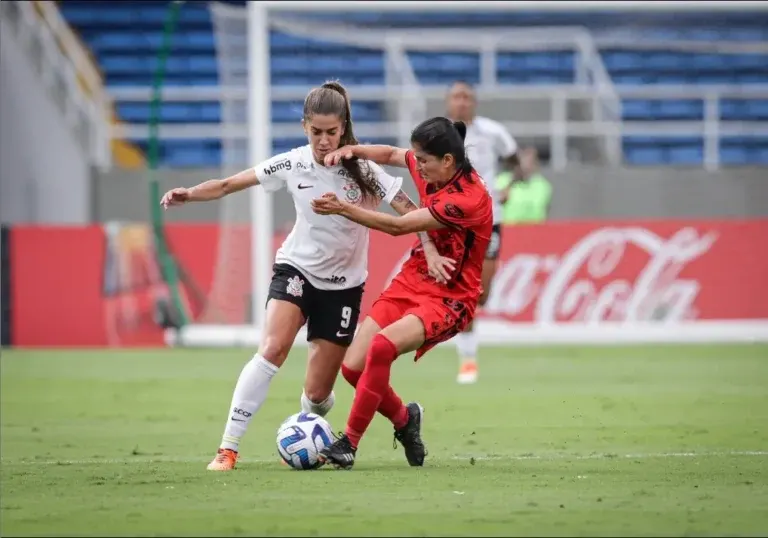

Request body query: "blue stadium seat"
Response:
[720, 136, 768, 165]
[668, 145, 704, 165]
[407, 53, 481, 85]
[623, 136, 704, 166]
[270, 101, 383, 123]
[271, 102, 304, 123]
[719, 99, 768, 121]
[746, 100, 768, 120]
[624, 145, 665, 166]
[622, 100, 704, 121]
[59, 2, 768, 167]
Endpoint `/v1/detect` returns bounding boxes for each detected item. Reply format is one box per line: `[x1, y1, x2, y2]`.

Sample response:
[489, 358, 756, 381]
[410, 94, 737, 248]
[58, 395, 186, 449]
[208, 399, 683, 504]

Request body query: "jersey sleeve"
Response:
[494, 123, 518, 160]
[428, 188, 492, 230]
[253, 151, 294, 193]
[404, 150, 428, 198]
[365, 161, 403, 206]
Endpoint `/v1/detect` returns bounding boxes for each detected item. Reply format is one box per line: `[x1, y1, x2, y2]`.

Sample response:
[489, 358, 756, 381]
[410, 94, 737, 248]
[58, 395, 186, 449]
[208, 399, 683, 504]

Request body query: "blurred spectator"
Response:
[497, 147, 553, 224]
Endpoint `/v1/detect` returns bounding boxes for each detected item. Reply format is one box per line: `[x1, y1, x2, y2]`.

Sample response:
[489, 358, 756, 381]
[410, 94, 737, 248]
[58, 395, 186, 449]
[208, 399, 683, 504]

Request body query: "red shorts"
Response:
[369, 277, 475, 361]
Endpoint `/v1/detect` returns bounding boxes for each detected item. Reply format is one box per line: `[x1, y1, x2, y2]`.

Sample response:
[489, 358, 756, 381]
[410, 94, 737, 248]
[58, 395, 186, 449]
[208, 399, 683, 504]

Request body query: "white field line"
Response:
[1, 450, 766, 466]
[451, 450, 768, 461]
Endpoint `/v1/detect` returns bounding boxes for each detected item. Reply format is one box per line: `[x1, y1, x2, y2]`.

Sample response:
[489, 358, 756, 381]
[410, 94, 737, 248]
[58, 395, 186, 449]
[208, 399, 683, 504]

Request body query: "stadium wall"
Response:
[0, 21, 92, 225]
[4, 219, 768, 348]
[0, 226, 10, 347]
[92, 166, 768, 226]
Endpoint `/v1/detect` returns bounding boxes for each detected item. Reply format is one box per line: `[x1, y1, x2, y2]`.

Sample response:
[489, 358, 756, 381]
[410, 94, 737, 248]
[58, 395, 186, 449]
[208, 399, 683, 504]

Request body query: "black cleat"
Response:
[393, 402, 427, 467]
[318, 433, 356, 470]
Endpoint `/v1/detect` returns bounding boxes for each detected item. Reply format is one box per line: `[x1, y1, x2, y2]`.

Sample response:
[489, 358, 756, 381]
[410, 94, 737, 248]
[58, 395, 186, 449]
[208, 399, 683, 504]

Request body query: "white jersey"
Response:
[462, 116, 518, 225]
[254, 145, 403, 291]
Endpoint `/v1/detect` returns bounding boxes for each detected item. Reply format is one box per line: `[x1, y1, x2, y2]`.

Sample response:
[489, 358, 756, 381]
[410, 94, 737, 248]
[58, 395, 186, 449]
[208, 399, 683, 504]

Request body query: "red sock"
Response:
[345, 334, 399, 448]
[342, 364, 408, 430]
[341, 363, 361, 387]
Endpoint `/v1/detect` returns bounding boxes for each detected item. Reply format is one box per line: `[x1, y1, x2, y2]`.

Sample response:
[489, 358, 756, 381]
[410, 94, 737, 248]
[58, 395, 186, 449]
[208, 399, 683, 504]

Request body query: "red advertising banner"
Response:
[9, 219, 768, 347]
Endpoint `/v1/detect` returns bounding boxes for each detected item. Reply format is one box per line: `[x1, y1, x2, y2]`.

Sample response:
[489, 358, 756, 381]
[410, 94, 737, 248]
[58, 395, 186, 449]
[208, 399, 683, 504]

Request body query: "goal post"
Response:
[247, 0, 271, 333]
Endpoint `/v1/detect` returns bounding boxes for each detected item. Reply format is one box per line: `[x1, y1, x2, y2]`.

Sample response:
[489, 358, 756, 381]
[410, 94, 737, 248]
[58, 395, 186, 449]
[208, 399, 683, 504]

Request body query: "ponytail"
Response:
[452, 120, 467, 141]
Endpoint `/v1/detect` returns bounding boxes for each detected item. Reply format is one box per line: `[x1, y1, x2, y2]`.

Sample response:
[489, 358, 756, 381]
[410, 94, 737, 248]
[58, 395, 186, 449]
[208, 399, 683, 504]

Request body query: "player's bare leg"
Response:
[265, 338, 346, 467]
[300, 338, 347, 417]
[320, 315, 427, 469]
[456, 257, 495, 384]
[208, 299, 304, 471]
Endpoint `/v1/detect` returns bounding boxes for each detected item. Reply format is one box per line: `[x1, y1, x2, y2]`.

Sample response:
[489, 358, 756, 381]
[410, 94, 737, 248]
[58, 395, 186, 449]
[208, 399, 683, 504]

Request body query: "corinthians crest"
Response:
[286, 275, 304, 297]
[342, 181, 362, 204]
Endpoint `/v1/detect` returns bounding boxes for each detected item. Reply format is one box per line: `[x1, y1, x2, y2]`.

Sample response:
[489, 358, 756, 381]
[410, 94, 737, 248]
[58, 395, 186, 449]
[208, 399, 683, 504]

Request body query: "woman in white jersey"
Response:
[445, 80, 519, 385]
[160, 81, 454, 471]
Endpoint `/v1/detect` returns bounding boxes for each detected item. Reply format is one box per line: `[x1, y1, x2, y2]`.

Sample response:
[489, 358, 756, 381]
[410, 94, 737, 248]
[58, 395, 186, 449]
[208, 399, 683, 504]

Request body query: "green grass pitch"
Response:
[1, 344, 767, 536]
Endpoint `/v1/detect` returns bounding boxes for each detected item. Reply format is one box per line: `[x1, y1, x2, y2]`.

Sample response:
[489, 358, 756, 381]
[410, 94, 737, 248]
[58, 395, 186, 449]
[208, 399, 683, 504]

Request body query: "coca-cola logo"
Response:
[484, 226, 718, 323]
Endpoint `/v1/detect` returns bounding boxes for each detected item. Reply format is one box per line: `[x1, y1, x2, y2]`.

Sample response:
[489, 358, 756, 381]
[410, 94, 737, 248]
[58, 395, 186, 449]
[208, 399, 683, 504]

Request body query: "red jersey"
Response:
[395, 150, 494, 307]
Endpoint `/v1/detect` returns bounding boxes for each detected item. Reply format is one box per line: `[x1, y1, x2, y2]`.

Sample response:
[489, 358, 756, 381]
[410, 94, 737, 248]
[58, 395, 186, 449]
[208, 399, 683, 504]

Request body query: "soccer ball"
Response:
[276, 412, 334, 470]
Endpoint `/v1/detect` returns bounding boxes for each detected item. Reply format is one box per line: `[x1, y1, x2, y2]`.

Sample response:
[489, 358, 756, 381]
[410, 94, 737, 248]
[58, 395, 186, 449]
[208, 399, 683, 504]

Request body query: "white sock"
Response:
[300, 390, 335, 417]
[455, 330, 479, 364]
[220, 354, 279, 451]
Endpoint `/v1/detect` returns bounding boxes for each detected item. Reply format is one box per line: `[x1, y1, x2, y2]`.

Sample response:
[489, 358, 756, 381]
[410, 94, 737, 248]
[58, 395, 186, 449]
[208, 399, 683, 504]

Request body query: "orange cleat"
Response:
[457, 359, 478, 385]
[207, 448, 238, 471]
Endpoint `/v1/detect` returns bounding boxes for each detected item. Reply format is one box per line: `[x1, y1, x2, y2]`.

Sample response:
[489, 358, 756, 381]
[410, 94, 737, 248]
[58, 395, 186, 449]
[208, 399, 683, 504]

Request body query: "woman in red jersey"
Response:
[310, 117, 494, 469]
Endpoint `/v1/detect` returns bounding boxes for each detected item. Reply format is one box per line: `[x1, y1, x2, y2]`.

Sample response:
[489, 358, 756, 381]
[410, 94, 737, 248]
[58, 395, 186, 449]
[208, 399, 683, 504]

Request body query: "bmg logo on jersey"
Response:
[264, 159, 292, 176]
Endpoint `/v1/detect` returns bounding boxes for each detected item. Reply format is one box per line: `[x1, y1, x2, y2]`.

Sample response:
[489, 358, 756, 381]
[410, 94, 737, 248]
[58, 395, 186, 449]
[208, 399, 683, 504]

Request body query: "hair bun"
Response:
[452, 120, 467, 141]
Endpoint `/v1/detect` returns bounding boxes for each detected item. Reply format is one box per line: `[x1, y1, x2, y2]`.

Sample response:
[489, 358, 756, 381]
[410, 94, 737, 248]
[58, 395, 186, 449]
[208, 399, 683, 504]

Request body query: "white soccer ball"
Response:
[276, 412, 334, 470]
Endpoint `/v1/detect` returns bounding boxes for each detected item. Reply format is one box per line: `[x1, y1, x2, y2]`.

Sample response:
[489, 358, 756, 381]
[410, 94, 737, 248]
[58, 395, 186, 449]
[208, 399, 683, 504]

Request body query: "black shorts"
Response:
[266, 263, 364, 347]
[485, 224, 502, 260]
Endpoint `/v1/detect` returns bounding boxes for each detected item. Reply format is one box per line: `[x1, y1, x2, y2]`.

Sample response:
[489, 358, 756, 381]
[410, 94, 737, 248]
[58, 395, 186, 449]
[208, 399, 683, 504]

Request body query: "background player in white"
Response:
[446, 80, 519, 385]
[160, 81, 454, 471]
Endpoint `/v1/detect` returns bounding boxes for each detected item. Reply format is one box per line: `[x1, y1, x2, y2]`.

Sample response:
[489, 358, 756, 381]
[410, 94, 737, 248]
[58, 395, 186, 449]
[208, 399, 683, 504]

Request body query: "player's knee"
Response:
[258, 335, 292, 365]
[341, 363, 362, 388]
[366, 333, 398, 367]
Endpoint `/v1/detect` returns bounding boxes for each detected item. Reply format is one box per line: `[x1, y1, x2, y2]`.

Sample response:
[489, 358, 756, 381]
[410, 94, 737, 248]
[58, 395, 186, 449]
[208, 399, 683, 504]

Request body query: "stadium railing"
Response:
[106, 7, 768, 172]
[0, 0, 112, 170]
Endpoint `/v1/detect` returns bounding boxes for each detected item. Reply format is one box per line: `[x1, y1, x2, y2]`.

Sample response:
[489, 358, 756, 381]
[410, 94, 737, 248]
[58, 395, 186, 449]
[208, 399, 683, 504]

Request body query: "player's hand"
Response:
[425, 252, 456, 284]
[311, 192, 345, 215]
[323, 147, 355, 167]
[160, 187, 190, 209]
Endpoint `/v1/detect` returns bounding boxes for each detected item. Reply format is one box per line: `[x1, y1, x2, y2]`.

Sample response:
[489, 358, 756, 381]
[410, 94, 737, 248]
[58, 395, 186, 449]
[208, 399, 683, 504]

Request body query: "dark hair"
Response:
[410, 117, 473, 176]
[303, 80, 378, 200]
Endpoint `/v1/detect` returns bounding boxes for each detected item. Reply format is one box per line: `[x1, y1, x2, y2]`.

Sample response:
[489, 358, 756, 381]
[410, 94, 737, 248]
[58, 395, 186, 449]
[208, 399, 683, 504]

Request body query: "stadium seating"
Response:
[59, 1, 768, 167]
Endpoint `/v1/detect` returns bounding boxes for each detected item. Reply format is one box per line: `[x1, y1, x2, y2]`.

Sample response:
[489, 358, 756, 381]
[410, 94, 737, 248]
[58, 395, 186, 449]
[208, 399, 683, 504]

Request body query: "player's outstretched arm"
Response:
[389, 189, 456, 283]
[324, 145, 408, 169]
[389, 189, 433, 244]
[312, 193, 444, 236]
[160, 168, 259, 208]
